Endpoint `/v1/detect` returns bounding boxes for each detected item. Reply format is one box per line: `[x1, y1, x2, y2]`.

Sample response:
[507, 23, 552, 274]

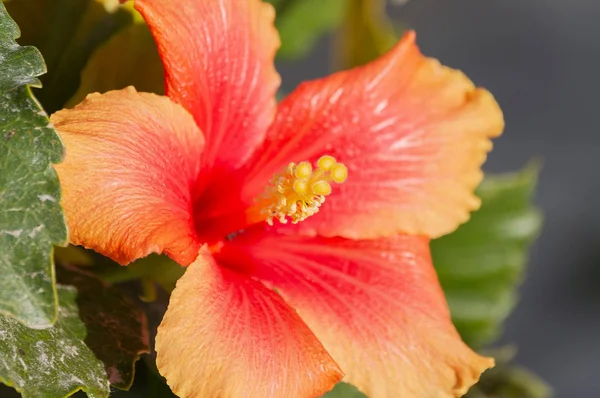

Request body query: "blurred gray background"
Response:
[279, 0, 599, 397]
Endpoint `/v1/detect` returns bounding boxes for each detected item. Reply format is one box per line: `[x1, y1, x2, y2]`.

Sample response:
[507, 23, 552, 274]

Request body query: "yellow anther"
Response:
[295, 161, 313, 179]
[330, 163, 348, 184]
[250, 155, 349, 225]
[317, 155, 337, 171]
[293, 179, 309, 195]
[311, 181, 332, 196]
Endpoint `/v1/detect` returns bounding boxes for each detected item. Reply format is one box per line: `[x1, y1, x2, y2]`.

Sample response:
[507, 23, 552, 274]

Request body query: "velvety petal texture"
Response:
[242, 32, 504, 239]
[216, 228, 493, 398]
[156, 248, 343, 398]
[135, 0, 281, 171]
[53, 1, 503, 396]
[52, 88, 204, 265]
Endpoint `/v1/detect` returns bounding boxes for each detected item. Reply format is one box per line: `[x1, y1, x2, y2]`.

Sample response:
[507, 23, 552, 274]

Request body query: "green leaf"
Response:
[66, 20, 164, 107]
[334, 0, 400, 69]
[0, 286, 110, 398]
[3, 0, 134, 113]
[465, 347, 552, 398]
[267, 0, 346, 59]
[467, 366, 551, 398]
[54, 245, 94, 268]
[57, 266, 150, 391]
[101, 359, 177, 398]
[0, 2, 67, 328]
[322, 382, 366, 398]
[91, 254, 185, 295]
[432, 165, 543, 347]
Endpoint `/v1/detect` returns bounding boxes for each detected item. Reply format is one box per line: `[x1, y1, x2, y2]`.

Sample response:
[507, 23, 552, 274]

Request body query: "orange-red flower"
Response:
[51, 0, 504, 397]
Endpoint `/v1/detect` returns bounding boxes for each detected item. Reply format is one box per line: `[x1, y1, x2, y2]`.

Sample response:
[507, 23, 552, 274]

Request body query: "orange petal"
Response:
[242, 31, 503, 239]
[135, 0, 281, 171]
[216, 228, 493, 398]
[156, 248, 343, 398]
[52, 88, 204, 265]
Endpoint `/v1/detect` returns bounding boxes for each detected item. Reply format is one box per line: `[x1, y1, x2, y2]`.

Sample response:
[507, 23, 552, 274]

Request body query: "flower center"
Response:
[249, 155, 348, 225]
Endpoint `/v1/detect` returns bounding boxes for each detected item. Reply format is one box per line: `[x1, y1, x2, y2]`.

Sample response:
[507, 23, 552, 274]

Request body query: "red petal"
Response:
[216, 228, 493, 398]
[135, 0, 281, 172]
[52, 88, 204, 265]
[241, 32, 503, 239]
[156, 248, 343, 398]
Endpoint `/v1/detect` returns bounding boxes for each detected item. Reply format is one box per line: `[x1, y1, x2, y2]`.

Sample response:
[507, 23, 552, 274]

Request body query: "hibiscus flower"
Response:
[50, 0, 504, 397]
